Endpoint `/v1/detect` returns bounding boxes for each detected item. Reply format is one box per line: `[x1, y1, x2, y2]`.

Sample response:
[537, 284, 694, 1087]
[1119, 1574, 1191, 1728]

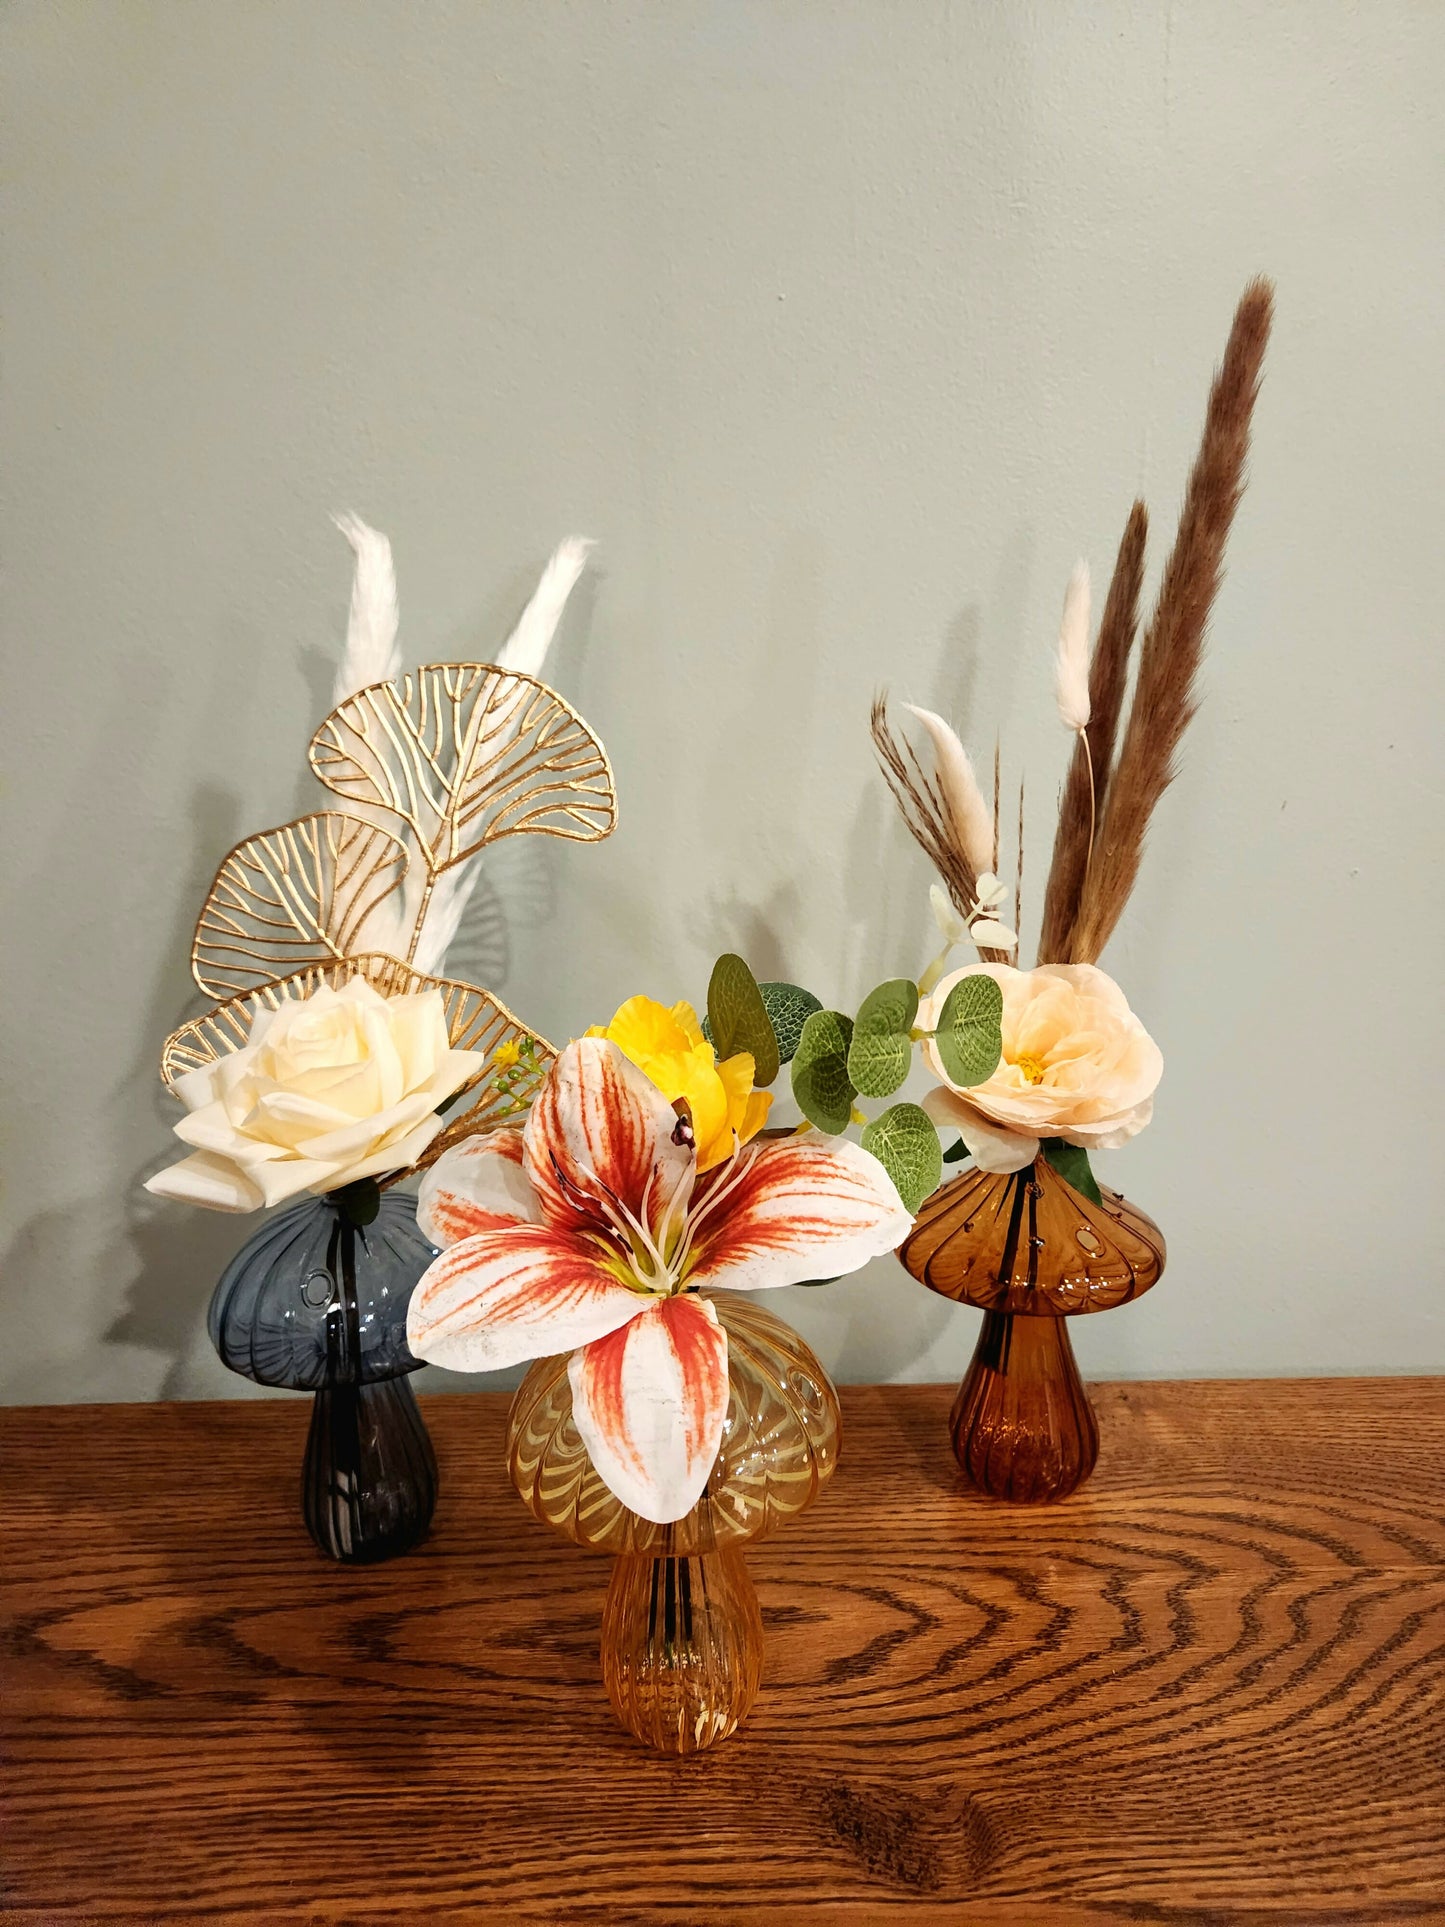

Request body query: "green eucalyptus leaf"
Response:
[1042, 1138, 1104, 1207]
[706, 953, 780, 1088]
[790, 1010, 857, 1134]
[847, 978, 919, 1099]
[758, 981, 823, 1065]
[860, 1102, 943, 1214]
[934, 973, 1004, 1088]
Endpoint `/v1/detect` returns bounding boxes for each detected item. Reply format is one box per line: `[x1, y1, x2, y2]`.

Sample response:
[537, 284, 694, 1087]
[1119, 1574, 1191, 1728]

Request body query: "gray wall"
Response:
[3, 1, 1441, 1405]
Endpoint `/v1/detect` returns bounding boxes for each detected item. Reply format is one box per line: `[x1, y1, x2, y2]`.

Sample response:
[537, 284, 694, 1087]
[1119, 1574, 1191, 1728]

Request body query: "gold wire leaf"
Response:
[161, 952, 556, 1161]
[307, 664, 617, 878]
[190, 812, 410, 1000]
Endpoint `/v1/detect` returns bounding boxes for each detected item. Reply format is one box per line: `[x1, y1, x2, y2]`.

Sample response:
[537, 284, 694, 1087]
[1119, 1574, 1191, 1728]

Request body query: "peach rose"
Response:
[918, 963, 1162, 1174]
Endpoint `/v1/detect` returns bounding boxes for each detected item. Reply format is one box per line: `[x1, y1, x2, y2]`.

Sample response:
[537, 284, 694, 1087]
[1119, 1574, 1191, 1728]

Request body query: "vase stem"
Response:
[950, 1310, 1099, 1502]
[301, 1373, 438, 1563]
[600, 1549, 763, 1754]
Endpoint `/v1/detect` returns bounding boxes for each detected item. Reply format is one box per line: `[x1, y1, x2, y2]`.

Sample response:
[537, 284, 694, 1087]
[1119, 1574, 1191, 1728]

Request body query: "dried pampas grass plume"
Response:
[1038, 501, 1148, 963]
[1071, 277, 1273, 962]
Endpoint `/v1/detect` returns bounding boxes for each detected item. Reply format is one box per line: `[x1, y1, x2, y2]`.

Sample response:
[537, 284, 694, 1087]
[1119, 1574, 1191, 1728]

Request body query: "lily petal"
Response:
[524, 1037, 694, 1236]
[684, 1136, 912, 1293]
[417, 1130, 541, 1246]
[569, 1293, 729, 1523]
[405, 1222, 647, 1373]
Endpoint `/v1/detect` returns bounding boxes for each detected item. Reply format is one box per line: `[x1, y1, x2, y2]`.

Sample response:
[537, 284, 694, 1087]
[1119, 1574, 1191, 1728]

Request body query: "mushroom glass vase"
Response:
[899, 1155, 1165, 1502]
[506, 1291, 839, 1754]
[208, 1190, 440, 1562]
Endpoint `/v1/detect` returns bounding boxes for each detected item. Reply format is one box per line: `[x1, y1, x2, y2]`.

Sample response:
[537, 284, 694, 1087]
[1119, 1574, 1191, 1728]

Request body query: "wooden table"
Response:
[3, 1381, 1442, 1923]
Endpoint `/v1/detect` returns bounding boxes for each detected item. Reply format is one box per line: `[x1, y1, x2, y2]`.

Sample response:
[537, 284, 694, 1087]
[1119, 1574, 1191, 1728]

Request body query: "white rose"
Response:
[145, 978, 487, 1212]
[918, 962, 1162, 1175]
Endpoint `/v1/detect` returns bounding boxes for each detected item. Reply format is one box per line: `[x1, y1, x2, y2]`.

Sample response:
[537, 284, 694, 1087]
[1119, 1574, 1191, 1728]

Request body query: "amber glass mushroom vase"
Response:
[507, 1294, 839, 1754]
[900, 1154, 1165, 1501]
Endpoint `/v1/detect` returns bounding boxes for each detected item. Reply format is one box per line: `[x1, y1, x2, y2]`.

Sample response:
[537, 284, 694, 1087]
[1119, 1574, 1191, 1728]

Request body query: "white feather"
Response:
[903, 704, 995, 880]
[410, 536, 596, 974]
[410, 866, 482, 976]
[331, 512, 401, 704]
[404, 531, 589, 971]
[324, 514, 410, 955]
[496, 536, 595, 679]
[1054, 558, 1092, 733]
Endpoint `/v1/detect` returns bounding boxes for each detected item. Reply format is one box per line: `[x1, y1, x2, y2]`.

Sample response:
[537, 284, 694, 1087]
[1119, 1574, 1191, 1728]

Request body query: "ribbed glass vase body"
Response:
[209, 1192, 436, 1389]
[209, 1193, 440, 1561]
[508, 1291, 840, 1556]
[901, 1157, 1164, 1502]
[601, 1548, 763, 1753]
[949, 1309, 1099, 1502]
[507, 1291, 838, 1752]
[302, 1372, 438, 1563]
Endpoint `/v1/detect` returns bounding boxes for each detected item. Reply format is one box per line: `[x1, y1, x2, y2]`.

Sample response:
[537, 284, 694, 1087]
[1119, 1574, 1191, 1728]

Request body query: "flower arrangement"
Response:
[146, 521, 611, 1225]
[870, 277, 1274, 1500]
[406, 1011, 911, 1522]
[142, 520, 617, 1559]
[402, 974, 925, 1751]
[867, 276, 1273, 1204]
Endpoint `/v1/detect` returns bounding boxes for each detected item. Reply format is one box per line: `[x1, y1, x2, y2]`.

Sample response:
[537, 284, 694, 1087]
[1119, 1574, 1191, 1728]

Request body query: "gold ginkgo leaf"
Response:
[307, 664, 617, 881]
[161, 952, 556, 1164]
[190, 812, 410, 1000]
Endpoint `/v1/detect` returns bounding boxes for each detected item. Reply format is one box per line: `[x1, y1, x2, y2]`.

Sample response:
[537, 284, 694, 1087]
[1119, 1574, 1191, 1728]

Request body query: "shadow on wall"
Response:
[0, 566, 600, 1404]
[0, 783, 248, 1403]
[686, 532, 1004, 1388]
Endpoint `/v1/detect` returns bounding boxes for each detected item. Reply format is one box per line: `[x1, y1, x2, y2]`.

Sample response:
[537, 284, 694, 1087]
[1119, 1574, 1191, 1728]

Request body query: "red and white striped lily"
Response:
[406, 1036, 911, 1523]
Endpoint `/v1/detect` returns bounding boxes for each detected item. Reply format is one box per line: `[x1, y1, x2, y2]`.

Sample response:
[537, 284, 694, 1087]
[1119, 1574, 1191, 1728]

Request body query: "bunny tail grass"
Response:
[1038, 499, 1148, 963]
[872, 695, 988, 918]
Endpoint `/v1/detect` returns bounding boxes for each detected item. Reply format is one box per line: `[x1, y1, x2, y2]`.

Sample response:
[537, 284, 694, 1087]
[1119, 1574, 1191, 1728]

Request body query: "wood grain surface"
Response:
[3, 1380, 1443, 1924]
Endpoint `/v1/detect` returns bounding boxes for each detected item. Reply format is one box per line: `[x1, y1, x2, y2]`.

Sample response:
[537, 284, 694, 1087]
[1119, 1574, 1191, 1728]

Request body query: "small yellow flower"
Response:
[492, 1039, 523, 1071]
[586, 994, 771, 1172]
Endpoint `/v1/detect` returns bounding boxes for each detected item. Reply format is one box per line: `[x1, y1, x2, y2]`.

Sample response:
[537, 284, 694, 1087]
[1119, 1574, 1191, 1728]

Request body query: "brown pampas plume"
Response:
[1070, 277, 1273, 963]
[1037, 499, 1149, 963]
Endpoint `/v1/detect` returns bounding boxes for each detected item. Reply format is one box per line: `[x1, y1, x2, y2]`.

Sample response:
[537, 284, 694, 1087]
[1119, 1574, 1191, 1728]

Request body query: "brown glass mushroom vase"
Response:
[899, 1156, 1165, 1502]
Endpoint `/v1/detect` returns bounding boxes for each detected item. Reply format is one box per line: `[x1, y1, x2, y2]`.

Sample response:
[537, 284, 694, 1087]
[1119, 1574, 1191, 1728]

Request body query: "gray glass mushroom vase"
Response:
[208, 1186, 439, 1562]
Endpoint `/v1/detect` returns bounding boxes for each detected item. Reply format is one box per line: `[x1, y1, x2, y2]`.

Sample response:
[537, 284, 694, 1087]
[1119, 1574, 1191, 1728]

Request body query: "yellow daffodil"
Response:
[586, 994, 771, 1171]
